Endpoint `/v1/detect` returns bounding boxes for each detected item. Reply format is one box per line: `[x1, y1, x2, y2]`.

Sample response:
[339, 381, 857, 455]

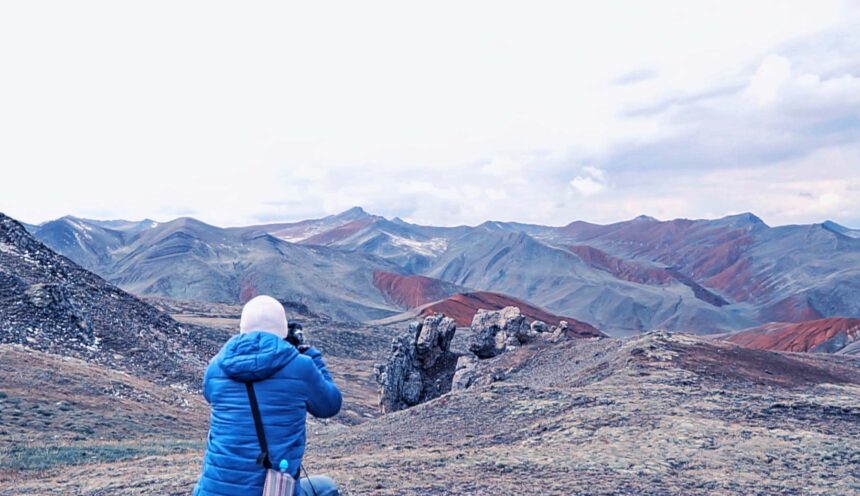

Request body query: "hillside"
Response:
[372, 271, 465, 309]
[724, 317, 860, 354]
[0, 344, 208, 489]
[0, 213, 227, 388]
[6, 330, 859, 495]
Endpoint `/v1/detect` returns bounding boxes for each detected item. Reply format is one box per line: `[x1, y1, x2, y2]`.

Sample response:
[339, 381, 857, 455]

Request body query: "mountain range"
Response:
[26, 208, 860, 336]
[3, 209, 860, 495]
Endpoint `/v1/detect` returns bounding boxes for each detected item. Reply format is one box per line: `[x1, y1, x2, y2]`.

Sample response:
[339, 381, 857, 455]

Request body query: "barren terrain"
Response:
[4, 328, 860, 495]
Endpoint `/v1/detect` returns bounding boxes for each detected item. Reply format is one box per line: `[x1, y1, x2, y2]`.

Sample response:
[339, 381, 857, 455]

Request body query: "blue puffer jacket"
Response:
[194, 331, 342, 496]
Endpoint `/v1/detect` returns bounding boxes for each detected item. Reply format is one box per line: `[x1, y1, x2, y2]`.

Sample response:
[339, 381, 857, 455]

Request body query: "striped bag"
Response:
[246, 382, 296, 496]
[263, 468, 295, 496]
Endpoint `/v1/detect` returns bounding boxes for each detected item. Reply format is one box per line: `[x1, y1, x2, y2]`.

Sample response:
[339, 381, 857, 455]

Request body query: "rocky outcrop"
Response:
[377, 306, 605, 409]
[375, 314, 459, 413]
[451, 354, 479, 391]
[468, 306, 539, 358]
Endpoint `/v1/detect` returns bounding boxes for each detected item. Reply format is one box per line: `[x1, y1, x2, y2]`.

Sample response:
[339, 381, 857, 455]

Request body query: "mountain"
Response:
[240, 206, 371, 243]
[542, 213, 860, 324]
[27, 214, 407, 321]
[28, 208, 860, 335]
[0, 212, 227, 387]
[110, 217, 405, 321]
[423, 227, 749, 334]
[823, 220, 860, 239]
[725, 317, 860, 355]
[300, 215, 451, 273]
[30, 216, 129, 273]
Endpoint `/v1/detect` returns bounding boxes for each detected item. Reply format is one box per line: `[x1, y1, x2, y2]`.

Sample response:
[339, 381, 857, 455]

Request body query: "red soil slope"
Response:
[372, 271, 460, 309]
[568, 245, 728, 307]
[418, 291, 604, 338]
[568, 245, 672, 285]
[726, 317, 860, 353]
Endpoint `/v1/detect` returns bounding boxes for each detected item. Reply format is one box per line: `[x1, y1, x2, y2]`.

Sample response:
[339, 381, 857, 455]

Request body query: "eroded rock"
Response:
[469, 306, 537, 358]
[375, 314, 460, 413]
[451, 354, 479, 391]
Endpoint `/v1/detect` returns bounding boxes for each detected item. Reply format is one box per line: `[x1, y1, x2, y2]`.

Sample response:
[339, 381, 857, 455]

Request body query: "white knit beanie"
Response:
[239, 295, 289, 339]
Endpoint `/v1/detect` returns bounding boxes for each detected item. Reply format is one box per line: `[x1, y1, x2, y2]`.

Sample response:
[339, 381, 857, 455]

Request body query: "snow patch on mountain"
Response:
[385, 233, 447, 257]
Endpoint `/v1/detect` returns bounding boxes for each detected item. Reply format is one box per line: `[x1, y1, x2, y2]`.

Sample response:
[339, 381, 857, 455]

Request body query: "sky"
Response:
[1, 1, 859, 228]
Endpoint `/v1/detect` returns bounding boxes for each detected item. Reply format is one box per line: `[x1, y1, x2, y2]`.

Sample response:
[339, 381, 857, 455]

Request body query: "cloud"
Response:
[569, 166, 607, 197]
[0, 1, 858, 229]
[479, 157, 524, 177]
[613, 67, 658, 86]
[744, 54, 792, 106]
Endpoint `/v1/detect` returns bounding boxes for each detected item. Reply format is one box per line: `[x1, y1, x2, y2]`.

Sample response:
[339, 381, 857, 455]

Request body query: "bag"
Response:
[263, 469, 296, 496]
[246, 382, 296, 496]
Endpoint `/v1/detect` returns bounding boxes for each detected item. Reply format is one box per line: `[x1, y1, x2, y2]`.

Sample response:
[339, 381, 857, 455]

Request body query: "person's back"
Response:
[194, 295, 342, 496]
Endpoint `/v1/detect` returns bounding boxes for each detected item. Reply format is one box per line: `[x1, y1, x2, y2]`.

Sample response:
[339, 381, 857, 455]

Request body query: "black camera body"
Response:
[286, 322, 310, 353]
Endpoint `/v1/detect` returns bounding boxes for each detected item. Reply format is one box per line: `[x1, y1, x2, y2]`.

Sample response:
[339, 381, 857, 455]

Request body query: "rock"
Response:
[549, 320, 569, 342]
[414, 314, 457, 369]
[531, 320, 549, 333]
[375, 314, 460, 413]
[468, 306, 536, 358]
[451, 354, 478, 391]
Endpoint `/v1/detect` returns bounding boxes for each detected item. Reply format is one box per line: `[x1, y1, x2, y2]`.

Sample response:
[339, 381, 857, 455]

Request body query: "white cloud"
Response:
[480, 157, 523, 177]
[0, 1, 858, 228]
[569, 166, 607, 197]
[744, 54, 792, 106]
[569, 176, 605, 197]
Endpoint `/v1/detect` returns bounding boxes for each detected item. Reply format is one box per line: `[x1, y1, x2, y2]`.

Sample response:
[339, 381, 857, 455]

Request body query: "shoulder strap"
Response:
[244, 382, 273, 470]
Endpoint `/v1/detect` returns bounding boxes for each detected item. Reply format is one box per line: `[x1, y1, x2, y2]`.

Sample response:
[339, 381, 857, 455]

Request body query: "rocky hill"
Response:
[0, 213, 228, 388]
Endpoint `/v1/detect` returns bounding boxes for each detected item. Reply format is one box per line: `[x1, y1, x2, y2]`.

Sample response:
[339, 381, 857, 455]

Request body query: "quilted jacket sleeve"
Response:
[301, 347, 342, 418]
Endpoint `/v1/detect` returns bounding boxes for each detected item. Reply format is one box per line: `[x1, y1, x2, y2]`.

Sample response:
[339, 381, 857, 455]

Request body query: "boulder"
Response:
[468, 306, 536, 358]
[548, 320, 569, 342]
[451, 354, 479, 391]
[375, 314, 460, 413]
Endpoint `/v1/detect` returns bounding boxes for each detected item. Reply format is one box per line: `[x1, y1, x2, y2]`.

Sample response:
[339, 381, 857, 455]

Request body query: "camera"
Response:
[286, 322, 310, 353]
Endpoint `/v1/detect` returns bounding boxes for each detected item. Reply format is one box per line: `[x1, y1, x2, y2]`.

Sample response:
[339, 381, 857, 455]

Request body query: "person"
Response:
[194, 295, 342, 496]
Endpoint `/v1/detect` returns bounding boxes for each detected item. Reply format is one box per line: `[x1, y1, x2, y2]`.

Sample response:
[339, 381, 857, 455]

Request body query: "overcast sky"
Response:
[1, 1, 859, 228]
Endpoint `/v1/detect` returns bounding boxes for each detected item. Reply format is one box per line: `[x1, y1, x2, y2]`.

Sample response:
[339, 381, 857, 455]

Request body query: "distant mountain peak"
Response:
[477, 221, 506, 231]
[633, 215, 658, 222]
[336, 206, 370, 219]
[721, 212, 766, 227]
[822, 220, 859, 238]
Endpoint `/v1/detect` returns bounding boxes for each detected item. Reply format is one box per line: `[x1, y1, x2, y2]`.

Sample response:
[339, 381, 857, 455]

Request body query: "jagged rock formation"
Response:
[468, 306, 542, 358]
[0, 213, 228, 388]
[374, 314, 459, 413]
[452, 308, 605, 392]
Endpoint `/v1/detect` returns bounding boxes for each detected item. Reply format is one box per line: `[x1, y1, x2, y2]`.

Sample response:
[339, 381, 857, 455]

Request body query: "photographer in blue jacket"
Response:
[194, 295, 342, 496]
